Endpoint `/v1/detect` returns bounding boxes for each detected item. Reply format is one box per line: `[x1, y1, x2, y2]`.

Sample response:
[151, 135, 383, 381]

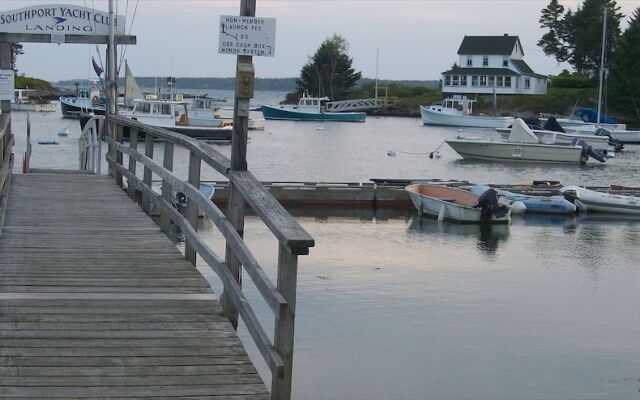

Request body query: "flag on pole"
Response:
[92, 56, 103, 77]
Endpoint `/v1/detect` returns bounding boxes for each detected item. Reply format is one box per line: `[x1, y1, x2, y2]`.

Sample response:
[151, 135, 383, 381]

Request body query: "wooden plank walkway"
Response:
[0, 173, 269, 399]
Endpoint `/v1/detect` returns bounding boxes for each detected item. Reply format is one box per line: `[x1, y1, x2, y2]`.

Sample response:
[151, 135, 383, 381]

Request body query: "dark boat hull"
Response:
[61, 99, 105, 118]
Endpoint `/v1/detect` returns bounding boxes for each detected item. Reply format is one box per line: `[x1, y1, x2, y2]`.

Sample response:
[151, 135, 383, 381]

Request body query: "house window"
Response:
[480, 76, 487, 86]
[444, 76, 451, 86]
[503, 59, 508, 67]
[525, 78, 531, 89]
[483, 56, 488, 67]
[488, 76, 495, 87]
[467, 57, 473, 67]
[452, 76, 459, 86]
[496, 77, 503, 87]
[461, 76, 467, 86]
[472, 76, 478, 86]
[505, 76, 512, 87]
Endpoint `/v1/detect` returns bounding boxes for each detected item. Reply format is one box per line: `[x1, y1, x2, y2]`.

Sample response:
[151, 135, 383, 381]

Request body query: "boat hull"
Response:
[420, 105, 513, 128]
[261, 105, 365, 122]
[446, 139, 587, 164]
[561, 186, 640, 215]
[60, 96, 105, 118]
[608, 130, 640, 144]
[496, 128, 613, 150]
[406, 184, 510, 223]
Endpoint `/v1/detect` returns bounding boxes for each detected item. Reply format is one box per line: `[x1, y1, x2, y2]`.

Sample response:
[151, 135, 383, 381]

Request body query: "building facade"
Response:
[441, 35, 548, 95]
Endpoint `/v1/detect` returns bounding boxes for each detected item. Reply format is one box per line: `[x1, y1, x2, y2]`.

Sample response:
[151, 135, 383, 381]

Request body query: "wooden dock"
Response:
[0, 173, 269, 398]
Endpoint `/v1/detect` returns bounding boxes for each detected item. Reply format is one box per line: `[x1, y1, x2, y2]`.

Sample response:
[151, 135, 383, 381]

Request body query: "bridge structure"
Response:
[0, 1, 314, 399]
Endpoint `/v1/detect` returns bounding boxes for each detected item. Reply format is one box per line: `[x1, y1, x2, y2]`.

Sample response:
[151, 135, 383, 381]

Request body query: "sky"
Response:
[5, 0, 640, 82]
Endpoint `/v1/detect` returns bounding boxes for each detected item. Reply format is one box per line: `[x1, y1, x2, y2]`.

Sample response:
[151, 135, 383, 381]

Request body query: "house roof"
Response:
[457, 35, 520, 55]
[511, 59, 548, 79]
[442, 67, 518, 76]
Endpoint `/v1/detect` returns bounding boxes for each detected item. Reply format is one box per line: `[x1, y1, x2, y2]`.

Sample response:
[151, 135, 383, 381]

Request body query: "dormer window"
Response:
[503, 59, 508, 67]
[467, 57, 472, 67]
[482, 56, 488, 67]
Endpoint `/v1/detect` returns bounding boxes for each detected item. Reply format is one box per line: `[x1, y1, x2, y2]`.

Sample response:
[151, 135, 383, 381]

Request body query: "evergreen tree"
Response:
[10, 43, 23, 72]
[537, 0, 623, 76]
[568, 0, 622, 76]
[295, 34, 361, 101]
[538, 0, 569, 63]
[609, 8, 640, 119]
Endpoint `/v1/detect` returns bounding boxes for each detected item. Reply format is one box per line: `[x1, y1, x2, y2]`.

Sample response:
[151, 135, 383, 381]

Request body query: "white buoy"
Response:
[316, 126, 324, 131]
[437, 204, 446, 222]
[510, 201, 526, 215]
[387, 149, 397, 157]
[58, 128, 69, 137]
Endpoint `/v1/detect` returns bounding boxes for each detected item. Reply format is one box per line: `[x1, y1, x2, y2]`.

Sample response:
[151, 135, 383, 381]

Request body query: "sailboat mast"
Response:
[596, 6, 607, 125]
[107, 0, 117, 115]
[375, 48, 379, 100]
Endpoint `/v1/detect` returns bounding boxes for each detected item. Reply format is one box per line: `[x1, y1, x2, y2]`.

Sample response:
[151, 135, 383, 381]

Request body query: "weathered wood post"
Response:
[222, 0, 256, 329]
[142, 134, 154, 214]
[106, 0, 118, 181]
[160, 142, 174, 234]
[127, 128, 138, 199]
[272, 244, 299, 400]
[185, 151, 201, 265]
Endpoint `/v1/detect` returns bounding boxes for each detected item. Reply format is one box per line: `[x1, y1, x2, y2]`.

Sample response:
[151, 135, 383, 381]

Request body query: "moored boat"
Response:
[471, 185, 576, 215]
[406, 183, 511, 223]
[60, 80, 106, 118]
[261, 92, 365, 122]
[446, 118, 606, 164]
[420, 96, 513, 128]
[560, 186, 640, 215]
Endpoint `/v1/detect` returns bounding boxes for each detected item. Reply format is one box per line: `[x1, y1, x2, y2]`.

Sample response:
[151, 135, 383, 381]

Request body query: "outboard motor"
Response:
[172, 191, 188, 213]
[595, 127, 624, 152]
[543, 117, 566, 133]
[475, 188, 509, 220]
[571, 138, 606, 163]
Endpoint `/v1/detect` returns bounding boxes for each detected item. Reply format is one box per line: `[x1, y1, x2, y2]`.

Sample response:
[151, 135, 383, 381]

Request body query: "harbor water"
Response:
[9, 102, 640, 399]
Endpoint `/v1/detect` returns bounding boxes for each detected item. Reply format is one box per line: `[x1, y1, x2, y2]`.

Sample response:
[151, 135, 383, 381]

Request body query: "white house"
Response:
[441, 35, 548, 95]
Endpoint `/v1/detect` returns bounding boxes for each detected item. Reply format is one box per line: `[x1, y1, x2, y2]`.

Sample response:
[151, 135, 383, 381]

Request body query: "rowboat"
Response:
[406, 183, 511, 223]
[560, 186, 640, 215]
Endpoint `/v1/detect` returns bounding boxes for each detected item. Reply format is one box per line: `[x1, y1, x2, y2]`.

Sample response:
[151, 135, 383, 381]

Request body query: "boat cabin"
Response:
[295, 92, 331, 113]
[13, 89, 36, 104]
[129, 99, 191, 127]
[429, 96, 475, 115]
[191, 96, 227, 111]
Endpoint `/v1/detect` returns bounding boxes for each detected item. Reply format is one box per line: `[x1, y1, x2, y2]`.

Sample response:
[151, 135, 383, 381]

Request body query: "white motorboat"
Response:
[595, 128, 640, 144]
[406, 183, 511, 223]
[60, 80, 105, 118]
[420, 96, 514, 128]
[446, 118, 606, 164]
[495, 126, 614, 152]
[561, 185, 640, 215]
[11, 89, 56, 112]
[187, 96, 233, 128]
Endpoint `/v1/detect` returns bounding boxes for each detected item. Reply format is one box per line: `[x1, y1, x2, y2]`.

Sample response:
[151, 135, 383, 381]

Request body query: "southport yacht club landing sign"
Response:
[0, 4, 125, 35]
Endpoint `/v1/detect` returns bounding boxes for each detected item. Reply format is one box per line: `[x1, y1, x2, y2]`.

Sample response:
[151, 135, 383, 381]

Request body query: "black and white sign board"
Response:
[218, 15, 276, 57]
[0, 70, 14, 102]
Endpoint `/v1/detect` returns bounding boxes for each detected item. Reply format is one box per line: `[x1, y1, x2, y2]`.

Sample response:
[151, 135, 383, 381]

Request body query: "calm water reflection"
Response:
[8, 105, 640, 399]
[195, 208, 640, 400]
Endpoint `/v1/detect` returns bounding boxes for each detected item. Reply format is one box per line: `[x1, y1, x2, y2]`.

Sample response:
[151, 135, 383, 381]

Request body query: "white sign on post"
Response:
[0, 70, 15, 102]
[218, 15, 276, 57]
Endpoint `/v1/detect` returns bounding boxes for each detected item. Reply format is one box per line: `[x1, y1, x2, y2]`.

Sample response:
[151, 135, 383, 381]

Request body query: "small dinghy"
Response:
[406, 183, 511, 223]
[58, 127, 70, 137]
[471, 185, 576, 215]
[560, 185, 640, 215]
[173, 183, 216, 215]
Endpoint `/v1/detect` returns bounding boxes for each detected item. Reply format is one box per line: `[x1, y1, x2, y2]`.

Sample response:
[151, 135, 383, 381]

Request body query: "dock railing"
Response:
[0, 113, 14, 234]
[105, 115, 314, 400]
[79, 115, 103, 174]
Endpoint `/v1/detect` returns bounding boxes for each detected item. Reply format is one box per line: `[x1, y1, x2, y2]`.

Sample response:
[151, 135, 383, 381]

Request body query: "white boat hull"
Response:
[406, 184, 510, 223]
[496, 128, 612, 150]
[561, 186, 640, 215]
[446, 139, 588, 164]
[607, 130, 640, 144]
[420, 105, 513, 128]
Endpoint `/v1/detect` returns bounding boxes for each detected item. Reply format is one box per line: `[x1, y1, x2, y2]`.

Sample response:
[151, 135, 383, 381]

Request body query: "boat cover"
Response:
[508, 118, 539, 143]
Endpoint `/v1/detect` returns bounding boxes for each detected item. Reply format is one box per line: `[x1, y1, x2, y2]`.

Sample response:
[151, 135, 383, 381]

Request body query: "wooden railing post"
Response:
[223, 0, 255, 330]
[271, 244, 299, 400]
[160, 141, 174, 234]
[185, 151, 201, 265]
[127, 128, 138, 199]
[142, 134, 154, 214]
[115, 124, 124, 188]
